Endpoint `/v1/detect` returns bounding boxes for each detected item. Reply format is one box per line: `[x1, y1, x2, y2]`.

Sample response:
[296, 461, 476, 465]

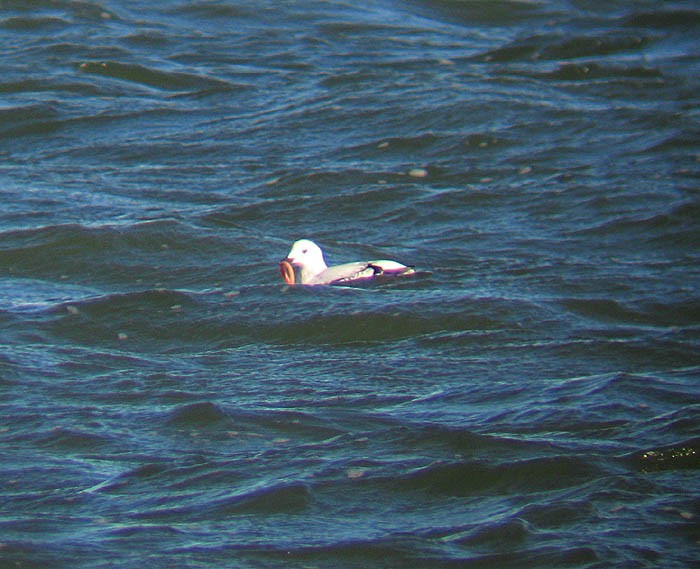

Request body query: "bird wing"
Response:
[309, 260, 413, 285]
[308, 262, 375, 285]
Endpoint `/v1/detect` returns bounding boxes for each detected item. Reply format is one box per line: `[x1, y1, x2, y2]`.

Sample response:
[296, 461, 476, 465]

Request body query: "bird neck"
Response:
[300, 256, 328, 284]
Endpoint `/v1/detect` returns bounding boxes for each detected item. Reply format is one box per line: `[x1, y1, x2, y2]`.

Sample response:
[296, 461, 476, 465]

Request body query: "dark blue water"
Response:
[1, 1, 699, 567]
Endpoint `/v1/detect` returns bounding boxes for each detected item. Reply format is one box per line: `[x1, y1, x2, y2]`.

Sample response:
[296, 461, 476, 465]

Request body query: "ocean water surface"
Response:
[1, 0, 699, 567]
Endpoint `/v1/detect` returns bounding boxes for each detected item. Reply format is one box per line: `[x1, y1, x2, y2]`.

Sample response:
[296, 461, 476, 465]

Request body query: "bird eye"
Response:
[302, 249, 308, 254]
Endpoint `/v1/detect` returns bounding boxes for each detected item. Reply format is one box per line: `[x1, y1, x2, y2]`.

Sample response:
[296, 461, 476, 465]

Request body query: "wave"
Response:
[77, 60, 237, 93]
[0, 220, 236, 286]
[623, 8, 700, 29]
[0, 103, 64, 138]
[0, 78, 103, 96]
[397, 455, 586, 496]
[477, 31, 652, 64]
[540, 62, 664, 82]
[16, 271, 694, 355]
[561, 297, 700, 328]
[628, 438, 700, 472]
[1, 15, 74, 32]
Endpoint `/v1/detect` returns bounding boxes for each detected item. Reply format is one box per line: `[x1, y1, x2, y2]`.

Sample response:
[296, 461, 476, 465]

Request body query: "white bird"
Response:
[280, 239, 415, 285]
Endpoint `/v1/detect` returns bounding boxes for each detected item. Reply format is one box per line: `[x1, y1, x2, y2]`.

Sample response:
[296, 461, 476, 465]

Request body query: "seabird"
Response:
[280, 239, 415, 285]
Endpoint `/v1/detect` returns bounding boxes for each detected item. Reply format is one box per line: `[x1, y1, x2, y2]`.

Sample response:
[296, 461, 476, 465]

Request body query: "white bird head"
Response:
[283, 239, 328, 283]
